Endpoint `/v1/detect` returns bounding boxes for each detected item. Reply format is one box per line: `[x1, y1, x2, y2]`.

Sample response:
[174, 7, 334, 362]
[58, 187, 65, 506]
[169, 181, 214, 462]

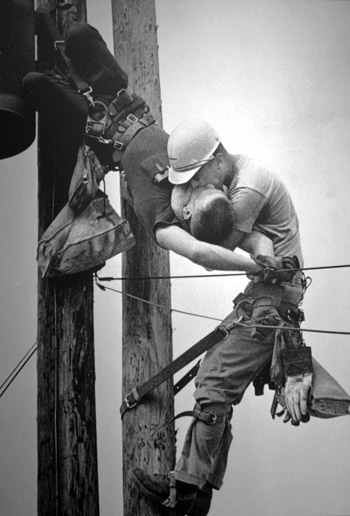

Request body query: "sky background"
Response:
[1, 1, 350, 515]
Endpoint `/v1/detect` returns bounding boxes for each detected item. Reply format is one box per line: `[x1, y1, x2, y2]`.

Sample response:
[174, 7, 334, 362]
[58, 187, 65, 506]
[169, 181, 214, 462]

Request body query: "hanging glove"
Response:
[280, 347, 313, 425]
[251, 255, 300, 283]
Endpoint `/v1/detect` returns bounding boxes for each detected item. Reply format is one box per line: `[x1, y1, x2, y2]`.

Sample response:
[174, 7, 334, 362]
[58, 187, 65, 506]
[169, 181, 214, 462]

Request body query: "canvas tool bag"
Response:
[37, 193, 135, 278]
[68, 144, 107, 213]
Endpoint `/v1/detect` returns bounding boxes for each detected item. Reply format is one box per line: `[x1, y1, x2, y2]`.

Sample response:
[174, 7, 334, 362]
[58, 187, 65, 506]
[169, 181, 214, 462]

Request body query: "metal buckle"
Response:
[113, 140, 124, 150]
[124, 387, 140, 410]
[85, 119, 106, 134]
[54, 40, 65, 50]
[207, 413, 217, 425]
[81, 87, 94, 106]
[98, 136, 112, 145]
[127, 113, 138, 124]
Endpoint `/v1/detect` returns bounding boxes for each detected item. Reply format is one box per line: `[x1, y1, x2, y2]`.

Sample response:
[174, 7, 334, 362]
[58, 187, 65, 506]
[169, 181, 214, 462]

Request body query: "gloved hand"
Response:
[283, 372, 312, 425]
[251, 255, 300, 283]
[280, 346, 313, 425]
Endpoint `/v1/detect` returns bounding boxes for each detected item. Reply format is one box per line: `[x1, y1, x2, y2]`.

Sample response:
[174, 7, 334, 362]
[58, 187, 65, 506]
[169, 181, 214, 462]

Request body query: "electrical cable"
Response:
[97, 262, 350, 282]
[96, 282, 350, 336]
[2, 264, 350, 400]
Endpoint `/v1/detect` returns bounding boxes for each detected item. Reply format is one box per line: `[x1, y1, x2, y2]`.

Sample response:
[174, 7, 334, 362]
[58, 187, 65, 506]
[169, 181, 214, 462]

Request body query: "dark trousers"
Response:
[22, 22, 128, 206]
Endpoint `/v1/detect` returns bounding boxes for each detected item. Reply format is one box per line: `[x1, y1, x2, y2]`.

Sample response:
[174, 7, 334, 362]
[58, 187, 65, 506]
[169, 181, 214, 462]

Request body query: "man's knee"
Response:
[65, 21, 91, 44]
[22, 71, 42, 96]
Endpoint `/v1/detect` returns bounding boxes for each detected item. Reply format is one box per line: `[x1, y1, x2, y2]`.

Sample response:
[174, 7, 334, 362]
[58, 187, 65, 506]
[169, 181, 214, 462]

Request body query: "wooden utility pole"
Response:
[36, 2, 99, 515]
[112, 1, 176, 515]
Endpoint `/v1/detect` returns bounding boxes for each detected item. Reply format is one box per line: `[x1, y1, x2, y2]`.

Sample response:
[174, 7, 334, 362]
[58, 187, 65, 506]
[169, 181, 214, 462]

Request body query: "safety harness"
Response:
[37, 9, 156, 166]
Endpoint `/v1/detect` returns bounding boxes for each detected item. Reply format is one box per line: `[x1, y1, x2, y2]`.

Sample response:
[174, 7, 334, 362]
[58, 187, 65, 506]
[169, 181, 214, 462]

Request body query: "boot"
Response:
[131, 468, 197, 515]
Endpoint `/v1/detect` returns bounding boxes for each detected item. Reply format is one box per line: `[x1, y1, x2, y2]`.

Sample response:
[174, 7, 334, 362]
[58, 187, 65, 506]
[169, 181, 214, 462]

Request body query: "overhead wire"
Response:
[95, 281, 350, 336]
[2, 263, 350, 400]
[96, 262, 350, 282]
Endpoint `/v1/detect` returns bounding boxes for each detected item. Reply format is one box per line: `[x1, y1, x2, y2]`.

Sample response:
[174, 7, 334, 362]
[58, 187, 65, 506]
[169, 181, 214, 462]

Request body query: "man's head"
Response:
[183, 186, 234, 245]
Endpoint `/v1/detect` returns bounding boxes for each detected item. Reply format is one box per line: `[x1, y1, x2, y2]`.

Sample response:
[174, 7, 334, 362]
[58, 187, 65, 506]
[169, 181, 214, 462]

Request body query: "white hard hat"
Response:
[168, 119, 221, 185]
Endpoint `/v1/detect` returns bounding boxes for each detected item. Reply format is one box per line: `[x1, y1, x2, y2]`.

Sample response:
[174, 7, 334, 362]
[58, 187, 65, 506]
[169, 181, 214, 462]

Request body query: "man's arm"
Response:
[220, 227, 274, 257]
[155, 224, 263, 273]
[240, 230, 274, 256]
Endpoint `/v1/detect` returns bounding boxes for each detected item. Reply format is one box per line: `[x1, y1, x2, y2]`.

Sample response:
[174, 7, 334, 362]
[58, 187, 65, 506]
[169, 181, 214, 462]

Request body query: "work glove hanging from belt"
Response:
[280, 346, 313, 425]
[250, 282, 284, 341]
[251, 255, 300, 283]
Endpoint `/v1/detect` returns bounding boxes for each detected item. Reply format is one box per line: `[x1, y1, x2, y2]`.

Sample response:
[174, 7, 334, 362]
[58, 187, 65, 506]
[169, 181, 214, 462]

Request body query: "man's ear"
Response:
[183, 206, 192, 220]
[215, 152, 224, 168]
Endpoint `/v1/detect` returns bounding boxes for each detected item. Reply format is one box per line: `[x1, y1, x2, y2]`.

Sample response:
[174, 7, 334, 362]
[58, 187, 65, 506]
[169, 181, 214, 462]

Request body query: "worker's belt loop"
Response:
[124, 387, 141, 410]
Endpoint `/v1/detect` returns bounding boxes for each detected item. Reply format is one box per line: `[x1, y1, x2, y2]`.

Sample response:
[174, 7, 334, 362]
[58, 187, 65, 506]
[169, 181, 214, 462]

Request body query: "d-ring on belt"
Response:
[120, 319, 241, 419]
[85, 89, 157, 164]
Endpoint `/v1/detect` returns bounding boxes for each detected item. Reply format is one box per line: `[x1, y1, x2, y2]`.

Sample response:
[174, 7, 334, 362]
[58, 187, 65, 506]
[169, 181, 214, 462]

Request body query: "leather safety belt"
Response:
[120, 319, 239, 419]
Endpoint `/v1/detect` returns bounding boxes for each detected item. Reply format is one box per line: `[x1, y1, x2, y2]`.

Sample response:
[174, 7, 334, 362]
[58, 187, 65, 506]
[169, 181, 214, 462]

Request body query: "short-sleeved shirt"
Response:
[227, 155, 303, 266]
[121, 125, 180, 240]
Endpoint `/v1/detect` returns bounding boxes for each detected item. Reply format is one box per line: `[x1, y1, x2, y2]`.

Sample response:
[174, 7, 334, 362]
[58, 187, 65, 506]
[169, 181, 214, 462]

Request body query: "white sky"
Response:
[1, 1, 350, 515]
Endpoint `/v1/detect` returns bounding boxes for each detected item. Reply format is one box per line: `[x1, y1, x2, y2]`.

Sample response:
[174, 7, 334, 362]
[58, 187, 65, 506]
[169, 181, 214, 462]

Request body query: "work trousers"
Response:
[175, 278, 303, 490]
[22, 21, 128, 207]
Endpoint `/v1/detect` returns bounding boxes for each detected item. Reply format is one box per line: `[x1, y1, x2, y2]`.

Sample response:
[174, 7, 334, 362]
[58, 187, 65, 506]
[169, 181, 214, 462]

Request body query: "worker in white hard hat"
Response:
[132, 119, 314, 516]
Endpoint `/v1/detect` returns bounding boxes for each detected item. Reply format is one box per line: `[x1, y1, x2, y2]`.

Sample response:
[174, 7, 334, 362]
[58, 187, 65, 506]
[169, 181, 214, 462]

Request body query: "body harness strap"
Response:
[120, 320, 239, 419]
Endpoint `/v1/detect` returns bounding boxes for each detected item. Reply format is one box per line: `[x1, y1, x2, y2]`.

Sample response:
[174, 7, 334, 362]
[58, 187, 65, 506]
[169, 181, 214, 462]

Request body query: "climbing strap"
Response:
[120, 321, 238, 419]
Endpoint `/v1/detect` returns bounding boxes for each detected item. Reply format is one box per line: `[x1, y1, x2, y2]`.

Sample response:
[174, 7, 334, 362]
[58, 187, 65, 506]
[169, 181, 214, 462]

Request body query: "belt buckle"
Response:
[127, 113, 138, 124]
[207, 413, 217, 425]
[113, 140, 124, 150]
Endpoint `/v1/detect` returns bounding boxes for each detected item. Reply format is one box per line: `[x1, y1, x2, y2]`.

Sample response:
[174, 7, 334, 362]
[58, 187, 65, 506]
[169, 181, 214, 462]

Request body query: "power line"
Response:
[3, 268, 350, 400]
[96, 282, 350, 336]
[97, 262, 350, 282]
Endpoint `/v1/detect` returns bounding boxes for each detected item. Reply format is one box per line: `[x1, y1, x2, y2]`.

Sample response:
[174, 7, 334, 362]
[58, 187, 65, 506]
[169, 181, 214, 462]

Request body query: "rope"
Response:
[97, 262, 350, 282]
[95, 282, 350, 336]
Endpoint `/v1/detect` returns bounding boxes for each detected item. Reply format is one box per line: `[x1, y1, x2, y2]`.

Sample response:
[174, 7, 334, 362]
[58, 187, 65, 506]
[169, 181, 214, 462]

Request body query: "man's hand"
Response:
[251, 254, 300, 283]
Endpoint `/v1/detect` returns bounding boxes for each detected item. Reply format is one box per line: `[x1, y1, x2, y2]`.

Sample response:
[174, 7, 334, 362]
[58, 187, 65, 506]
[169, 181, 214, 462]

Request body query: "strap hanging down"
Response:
[120, 320, 238, 419]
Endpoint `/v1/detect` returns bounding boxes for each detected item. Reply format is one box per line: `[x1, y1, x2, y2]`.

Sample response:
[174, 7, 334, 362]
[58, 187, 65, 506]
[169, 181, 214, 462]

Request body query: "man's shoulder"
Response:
[230, 155, 277, 194]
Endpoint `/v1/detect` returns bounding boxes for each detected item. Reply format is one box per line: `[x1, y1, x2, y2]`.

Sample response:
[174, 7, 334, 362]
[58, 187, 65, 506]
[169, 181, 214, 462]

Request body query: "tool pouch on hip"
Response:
[250, 282, 284, 340]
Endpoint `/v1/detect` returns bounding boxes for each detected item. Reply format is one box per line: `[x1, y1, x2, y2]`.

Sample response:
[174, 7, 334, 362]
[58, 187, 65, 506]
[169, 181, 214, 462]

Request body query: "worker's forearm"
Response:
[190, 243, 262, 273]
